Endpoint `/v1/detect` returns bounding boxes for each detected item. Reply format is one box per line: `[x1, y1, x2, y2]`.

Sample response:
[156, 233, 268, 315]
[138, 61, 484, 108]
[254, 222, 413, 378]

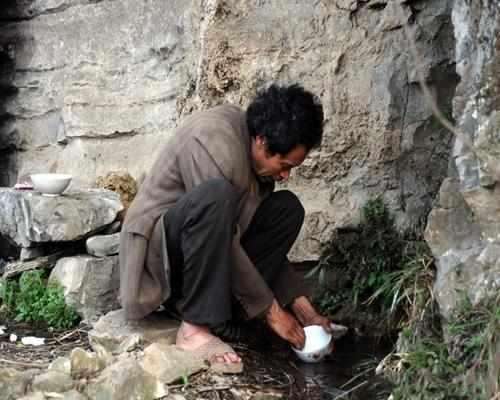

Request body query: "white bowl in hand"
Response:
[30, 173, 72, 196]
[292, 325, 333, 363]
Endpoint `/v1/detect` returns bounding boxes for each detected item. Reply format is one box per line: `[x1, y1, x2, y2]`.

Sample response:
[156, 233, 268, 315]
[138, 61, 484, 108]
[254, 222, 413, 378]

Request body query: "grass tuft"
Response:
[0, 270, 80, 330]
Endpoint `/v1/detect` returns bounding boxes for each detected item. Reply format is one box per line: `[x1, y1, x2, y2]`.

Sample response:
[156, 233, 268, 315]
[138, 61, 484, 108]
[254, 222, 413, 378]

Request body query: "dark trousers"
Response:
[163, 178, 305, 327]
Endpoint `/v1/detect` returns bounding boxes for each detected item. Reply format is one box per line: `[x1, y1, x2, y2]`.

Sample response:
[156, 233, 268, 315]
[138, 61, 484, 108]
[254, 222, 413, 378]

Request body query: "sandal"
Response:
[184, 336, 244, 374]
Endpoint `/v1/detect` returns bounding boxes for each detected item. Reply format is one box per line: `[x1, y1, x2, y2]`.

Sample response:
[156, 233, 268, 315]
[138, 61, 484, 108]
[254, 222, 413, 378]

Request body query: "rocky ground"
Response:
[0, 315, 326, 400]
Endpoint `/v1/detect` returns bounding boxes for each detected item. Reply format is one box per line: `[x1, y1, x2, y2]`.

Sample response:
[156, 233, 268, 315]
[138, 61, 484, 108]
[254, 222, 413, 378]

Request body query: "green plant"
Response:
[389, 293, 500, 400]
[310, 197, 429, 330]
[314, 289, 348, 316]
[0, 277, 18, 315]
[181, 372, 189, 387]
[15, 269, 47, 322]
[367, 242, 435, 328]
[0, 270, 79, 330]
[37, 282, 80, 329]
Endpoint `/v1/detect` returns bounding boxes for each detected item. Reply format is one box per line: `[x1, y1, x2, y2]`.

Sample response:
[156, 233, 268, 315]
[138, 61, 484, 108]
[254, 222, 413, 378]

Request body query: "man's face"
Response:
[251, 135, 308, 181]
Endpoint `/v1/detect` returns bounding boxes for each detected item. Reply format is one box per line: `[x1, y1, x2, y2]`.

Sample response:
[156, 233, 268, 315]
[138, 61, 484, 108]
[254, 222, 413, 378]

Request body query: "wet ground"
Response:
[296, 334, 394, 399]
[0, 317, 394, 399]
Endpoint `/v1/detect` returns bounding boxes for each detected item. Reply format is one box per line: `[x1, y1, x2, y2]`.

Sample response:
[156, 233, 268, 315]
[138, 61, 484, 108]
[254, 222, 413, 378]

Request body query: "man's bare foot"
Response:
[176, 321, 241, 365]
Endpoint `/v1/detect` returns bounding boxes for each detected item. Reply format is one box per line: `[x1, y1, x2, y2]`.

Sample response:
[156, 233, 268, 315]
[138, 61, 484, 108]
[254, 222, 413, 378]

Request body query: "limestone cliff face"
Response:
[425, 0, 500, 318]
[1, 1, 456, 261]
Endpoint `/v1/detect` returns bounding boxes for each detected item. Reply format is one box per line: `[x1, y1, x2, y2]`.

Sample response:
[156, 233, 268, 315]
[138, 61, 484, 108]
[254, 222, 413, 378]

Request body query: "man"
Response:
[120, 83, 332, 373]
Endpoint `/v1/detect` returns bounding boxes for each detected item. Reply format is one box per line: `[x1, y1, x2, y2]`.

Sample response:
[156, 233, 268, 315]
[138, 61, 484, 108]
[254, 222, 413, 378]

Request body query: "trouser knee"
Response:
[200, 178, 240, 214]
[272, 190, 305, 229]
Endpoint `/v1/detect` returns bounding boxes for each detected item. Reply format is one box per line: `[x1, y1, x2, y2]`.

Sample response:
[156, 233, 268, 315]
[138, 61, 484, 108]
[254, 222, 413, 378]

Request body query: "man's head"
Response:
[246, 83, 324, 181]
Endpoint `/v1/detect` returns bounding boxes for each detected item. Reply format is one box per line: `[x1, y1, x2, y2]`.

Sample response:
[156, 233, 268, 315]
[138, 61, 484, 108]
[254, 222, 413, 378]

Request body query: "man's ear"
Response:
[256, 135, 266, 147]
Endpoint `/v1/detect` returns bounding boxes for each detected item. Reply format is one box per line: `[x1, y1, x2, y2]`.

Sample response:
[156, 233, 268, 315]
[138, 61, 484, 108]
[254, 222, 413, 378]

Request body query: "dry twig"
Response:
[0, 357, 48, 369]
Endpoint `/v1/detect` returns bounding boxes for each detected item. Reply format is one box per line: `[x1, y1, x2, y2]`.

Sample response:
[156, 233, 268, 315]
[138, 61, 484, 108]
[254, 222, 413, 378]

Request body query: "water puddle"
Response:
[296, 335, 394, 399]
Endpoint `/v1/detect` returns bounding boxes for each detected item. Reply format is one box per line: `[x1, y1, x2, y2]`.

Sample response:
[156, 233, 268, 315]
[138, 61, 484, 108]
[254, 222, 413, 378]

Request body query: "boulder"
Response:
[0, 189, 123, 248]
[88, 309, 178, 355]
[49, 255, 120, 321]
[425, 0, 500, 317]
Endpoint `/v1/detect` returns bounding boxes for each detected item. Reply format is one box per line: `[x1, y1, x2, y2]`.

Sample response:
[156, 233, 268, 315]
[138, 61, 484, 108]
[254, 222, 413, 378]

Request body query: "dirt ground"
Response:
[0, 318, 324, 400]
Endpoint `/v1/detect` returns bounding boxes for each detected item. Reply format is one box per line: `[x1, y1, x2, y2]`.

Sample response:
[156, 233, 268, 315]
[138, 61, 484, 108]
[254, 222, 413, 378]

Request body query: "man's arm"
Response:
[178, 137, 305, 348]
[177, 138, 273, 313]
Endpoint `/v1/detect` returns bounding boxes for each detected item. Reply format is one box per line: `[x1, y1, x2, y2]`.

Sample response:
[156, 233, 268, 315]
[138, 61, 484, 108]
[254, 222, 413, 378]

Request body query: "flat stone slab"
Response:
[0, 188, 123, 247]
[142, 343, 207, 384]
[89, 309, 179, 355]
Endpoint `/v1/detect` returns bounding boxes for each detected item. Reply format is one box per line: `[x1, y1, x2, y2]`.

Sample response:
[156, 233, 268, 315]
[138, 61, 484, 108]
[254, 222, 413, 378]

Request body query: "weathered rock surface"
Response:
[142, 343, 207, 384]
[86, 233, 120, 257]
[85, 357, 165, 400]
[49, 255, 120, 321]
[425, 0, 500, 317]
[18, 393, 45, 400]
[0, 189, 123, 248]
[70, 348, 106, 379]
[88, 309, 178, 355]
[31, 370, 74, 393]
[3, 0, 456, 261]
[48, 356, 71, 375]
[0, 368, 35, 400]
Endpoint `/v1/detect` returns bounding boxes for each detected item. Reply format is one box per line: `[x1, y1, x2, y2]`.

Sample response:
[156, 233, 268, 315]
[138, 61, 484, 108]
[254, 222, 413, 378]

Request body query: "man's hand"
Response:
[265, 299, 306, 349]
[291, 296, 332, 334]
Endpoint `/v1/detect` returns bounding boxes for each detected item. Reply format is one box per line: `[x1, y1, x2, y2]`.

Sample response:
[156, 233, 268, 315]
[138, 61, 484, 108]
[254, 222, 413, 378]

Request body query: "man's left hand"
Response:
[290, 296, 333, 333]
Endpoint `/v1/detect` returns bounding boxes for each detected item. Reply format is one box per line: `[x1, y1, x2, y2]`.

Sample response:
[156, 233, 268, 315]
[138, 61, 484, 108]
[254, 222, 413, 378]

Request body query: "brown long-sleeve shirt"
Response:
[120, 104, 301, 320]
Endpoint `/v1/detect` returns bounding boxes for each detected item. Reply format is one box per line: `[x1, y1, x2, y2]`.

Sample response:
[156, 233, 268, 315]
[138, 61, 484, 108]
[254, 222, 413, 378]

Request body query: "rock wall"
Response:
[0, 1, 21, 187]
[425, 0, 500, 318]
[1, 0, 456, 261]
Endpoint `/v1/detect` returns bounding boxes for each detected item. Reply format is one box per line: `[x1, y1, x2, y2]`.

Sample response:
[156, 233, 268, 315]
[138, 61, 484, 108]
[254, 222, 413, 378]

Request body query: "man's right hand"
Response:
[265, 299, 306, 349]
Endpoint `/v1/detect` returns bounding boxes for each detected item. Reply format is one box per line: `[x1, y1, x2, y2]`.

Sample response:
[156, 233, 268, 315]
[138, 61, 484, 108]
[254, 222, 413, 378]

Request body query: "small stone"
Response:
[118, 333, 143, 353]
[18, 392, 45, 400]
[85, 358, 160, 400]
[86, 233, 120, 257]
[32, 370, 74, 393]
[0, 368, 35, 399]
[48, 357, 71, 374]
[70, 348, 106, 379]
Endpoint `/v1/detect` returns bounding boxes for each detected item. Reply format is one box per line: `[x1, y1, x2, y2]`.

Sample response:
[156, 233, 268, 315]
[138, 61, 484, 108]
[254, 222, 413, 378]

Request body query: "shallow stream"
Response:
[296, 334, 394, 399]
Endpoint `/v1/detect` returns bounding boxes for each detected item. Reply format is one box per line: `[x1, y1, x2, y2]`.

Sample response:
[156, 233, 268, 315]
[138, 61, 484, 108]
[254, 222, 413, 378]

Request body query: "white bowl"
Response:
[30, 174, 72, 196]
[292, 325, 332, 363]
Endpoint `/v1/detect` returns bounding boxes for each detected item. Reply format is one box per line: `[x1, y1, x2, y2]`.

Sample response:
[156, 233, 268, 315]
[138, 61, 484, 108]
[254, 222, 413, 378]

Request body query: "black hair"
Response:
[246, 83, 324, 155]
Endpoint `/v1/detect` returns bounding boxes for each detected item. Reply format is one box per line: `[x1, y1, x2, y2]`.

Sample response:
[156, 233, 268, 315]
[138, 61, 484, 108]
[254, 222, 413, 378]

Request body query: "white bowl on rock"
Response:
[292, 325, 333, 363]
[30, 174, 72, 196]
